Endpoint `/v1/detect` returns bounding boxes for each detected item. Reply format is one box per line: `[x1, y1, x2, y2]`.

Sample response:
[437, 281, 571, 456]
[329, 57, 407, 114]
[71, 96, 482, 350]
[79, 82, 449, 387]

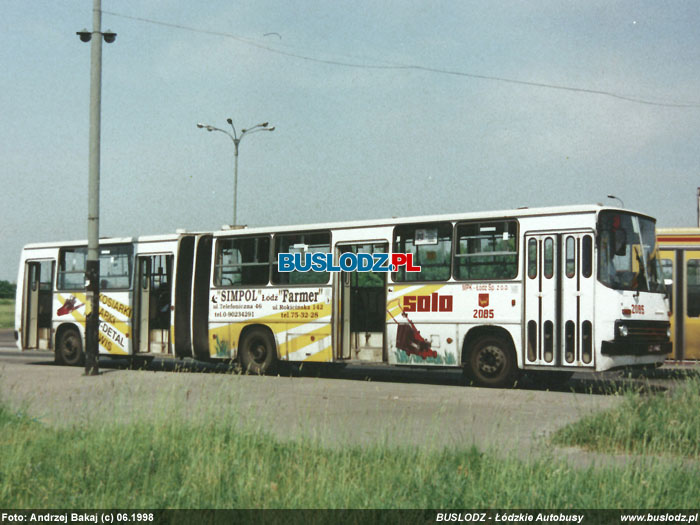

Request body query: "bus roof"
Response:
[211, 204, 652, 237]
[20, 233, 181, 251]
[20, 204, 654, 248]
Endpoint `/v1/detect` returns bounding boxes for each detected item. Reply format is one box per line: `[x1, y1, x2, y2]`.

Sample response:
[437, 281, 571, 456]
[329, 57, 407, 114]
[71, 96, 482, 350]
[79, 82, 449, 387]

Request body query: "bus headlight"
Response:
[667, 327, 672, 338]
[618, 324, 629, 337]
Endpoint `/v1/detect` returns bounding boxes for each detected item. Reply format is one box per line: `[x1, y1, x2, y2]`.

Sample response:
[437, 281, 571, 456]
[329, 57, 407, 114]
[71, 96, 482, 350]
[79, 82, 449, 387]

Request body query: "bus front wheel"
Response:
[465, 336, 518, 388]
[57, 329, 85, 367]
[239, 328, 277, 375]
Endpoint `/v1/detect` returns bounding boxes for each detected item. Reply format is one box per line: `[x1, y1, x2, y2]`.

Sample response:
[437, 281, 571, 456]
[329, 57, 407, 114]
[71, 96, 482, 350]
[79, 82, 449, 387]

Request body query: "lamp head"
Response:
[77, 29, 91, 43]
[103, 30, 117, 44]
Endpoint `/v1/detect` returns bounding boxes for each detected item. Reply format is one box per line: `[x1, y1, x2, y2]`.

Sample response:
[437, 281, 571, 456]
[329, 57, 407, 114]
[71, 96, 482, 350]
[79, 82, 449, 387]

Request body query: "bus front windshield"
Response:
[597, 211, 665, 293]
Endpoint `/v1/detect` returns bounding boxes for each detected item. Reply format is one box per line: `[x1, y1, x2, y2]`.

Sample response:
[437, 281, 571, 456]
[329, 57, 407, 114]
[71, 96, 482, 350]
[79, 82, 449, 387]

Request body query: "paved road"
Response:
[0, 329, 696, 464]
[0, 328, 15, 348]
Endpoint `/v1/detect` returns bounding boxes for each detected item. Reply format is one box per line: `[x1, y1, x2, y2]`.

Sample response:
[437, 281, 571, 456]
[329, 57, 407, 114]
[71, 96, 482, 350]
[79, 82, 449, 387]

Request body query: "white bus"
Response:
[16, 205, 671, 387]
[16, 233, 199, 365]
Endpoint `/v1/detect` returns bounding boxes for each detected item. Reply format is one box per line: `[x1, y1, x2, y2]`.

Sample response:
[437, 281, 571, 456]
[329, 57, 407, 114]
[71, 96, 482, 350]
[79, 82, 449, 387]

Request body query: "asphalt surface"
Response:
[1, 329, 697, 466]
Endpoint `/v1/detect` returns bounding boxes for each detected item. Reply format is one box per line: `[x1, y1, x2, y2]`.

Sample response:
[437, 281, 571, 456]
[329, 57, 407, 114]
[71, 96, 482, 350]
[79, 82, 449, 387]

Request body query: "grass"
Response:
[0, 298, 13, 330]
[552, 375, 700, 459]
[0, 396, 698, 510]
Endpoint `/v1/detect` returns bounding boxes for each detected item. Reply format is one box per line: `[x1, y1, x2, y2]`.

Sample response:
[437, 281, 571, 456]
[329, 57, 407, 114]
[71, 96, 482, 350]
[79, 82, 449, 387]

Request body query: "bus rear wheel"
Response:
[239, 328, 277, 375]
[58, 329, 84, 367]
[465, 335, 518, 388]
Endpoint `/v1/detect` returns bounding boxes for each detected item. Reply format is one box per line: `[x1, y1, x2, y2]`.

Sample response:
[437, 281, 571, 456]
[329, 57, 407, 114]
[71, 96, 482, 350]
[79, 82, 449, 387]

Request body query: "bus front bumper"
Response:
[601, 340, 672, 356]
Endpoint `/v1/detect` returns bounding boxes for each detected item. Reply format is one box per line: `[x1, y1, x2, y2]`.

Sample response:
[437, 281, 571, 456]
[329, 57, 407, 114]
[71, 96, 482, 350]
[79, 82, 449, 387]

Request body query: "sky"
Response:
[2, 1, 700, 282]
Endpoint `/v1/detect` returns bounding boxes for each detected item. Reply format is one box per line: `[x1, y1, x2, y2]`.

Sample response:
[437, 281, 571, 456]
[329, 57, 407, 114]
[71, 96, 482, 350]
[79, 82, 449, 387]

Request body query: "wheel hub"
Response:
[478, 345, 504, 376]
[251, 341, 267, 363]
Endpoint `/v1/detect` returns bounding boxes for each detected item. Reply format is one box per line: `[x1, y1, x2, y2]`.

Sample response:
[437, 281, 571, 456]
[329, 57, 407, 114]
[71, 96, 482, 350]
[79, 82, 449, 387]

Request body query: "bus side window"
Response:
[57, 247, 87, 290]
[687, 259, 700, 318]
[454, 220, 517, 280]
[273, 231, 330, 285]
[98, 245, 133, 290]
[393, 222, 452, 282]
[215, 236, 271, 287]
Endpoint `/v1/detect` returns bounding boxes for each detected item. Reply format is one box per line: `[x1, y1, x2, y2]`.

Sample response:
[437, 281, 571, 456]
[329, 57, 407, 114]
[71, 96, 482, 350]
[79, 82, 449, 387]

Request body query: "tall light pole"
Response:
[77, 0, 116, 376]
[197, 119, 274, 226]
[607, 194, 624, 208]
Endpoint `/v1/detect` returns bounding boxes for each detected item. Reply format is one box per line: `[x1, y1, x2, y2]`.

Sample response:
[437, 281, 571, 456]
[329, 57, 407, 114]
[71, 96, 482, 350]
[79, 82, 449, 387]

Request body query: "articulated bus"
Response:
[16, 205, 671, 387]
[657, 227, 700, 361]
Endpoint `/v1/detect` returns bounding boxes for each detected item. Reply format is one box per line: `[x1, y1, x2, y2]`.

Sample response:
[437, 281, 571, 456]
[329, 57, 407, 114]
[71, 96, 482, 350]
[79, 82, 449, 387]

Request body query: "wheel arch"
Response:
[54, 322, 83, 350]
[461, 325, 516, 365]
[238, 323, 278, 360]
[54, 322, 84, 366]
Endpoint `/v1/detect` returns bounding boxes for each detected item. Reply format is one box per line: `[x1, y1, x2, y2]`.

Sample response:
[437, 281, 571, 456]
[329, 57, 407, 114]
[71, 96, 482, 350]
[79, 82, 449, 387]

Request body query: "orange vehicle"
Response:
[657, 228, 700, 360]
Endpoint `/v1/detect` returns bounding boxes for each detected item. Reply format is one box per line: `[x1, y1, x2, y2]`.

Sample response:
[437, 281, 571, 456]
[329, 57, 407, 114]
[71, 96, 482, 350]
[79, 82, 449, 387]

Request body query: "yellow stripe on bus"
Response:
[57, 293, 132, 339]
[278, 324, 332, 359]
[207, 300, 332, 358]
[303, 345, 333, 362]
[386, 284, 446, 321]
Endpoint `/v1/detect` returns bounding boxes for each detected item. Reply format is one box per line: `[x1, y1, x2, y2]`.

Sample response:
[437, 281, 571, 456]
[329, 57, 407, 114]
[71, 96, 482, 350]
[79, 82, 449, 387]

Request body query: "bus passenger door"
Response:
[174, 235, 195, 358]
[22, 262, 40, 349]
[22, 260, 54, 350]
[136, 257, 151, 353]
[560, 233, 595, 367]
[524, 234, 558, 366]
[135, 255, 173, 354]
[337, 243, 387, 362]
[524, 232, 595, 368]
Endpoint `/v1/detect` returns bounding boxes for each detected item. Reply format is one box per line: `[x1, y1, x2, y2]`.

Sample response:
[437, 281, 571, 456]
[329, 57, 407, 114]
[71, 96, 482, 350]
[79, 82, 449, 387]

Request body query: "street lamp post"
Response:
[607, 194, 625, 208]
[77, 0, 116, 376]
[197, 119, 274, 226]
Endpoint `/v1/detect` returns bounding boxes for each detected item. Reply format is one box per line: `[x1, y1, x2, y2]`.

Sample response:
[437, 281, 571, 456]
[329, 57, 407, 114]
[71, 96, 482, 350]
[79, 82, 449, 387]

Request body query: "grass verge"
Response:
[552, 375, 700, 458]
[0, 398, 697, 509]
[0, 298, 13, 330]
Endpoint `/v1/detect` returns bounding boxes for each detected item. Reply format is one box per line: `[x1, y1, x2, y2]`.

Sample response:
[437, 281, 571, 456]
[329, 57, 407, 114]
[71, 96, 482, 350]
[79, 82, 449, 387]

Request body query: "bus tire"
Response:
[465, 335, 518, 388]
[58, 328, 85, 367]
[239, 328, 277, 375]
